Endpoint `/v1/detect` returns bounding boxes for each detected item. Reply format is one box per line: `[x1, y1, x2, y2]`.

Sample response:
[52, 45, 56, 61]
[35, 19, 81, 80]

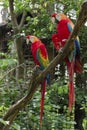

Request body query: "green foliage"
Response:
[0, 59, 17, 70]
[0, 118, 9, 126]
[25, 14, 53, 38]
[0, 0, 87, 130]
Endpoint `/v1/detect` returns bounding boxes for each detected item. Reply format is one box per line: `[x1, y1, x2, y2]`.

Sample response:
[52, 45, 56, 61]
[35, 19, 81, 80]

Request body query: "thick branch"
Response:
[9, 0, 18, 30]
[18, 11, 27, 30]
[9, 0, 27, 31]
[0, 1, 87, 130]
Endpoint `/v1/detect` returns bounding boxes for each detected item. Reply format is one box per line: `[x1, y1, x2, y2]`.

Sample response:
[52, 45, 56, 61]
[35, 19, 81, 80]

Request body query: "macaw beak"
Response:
[26, 35, 30, 44]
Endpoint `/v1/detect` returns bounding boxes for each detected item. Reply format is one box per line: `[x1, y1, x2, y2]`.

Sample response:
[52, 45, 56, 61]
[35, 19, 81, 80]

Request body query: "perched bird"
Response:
[51, 13, 83, 112]
[26, 35, 49, 129]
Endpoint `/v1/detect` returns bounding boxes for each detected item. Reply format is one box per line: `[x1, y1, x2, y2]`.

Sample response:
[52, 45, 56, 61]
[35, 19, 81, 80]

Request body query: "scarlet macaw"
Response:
[51, 13, 82, 112]
[26, 35, 49, 129]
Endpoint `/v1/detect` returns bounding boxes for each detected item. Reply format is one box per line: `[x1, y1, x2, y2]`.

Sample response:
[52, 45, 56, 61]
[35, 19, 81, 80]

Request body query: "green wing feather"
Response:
[36, 48, 49, 70]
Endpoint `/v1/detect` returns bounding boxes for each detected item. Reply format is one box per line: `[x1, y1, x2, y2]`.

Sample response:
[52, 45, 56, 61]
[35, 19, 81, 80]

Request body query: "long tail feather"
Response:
[74, 58, 83, 73]
[67, 58, 75, 112]
[69, 80, 74, 112]
[40, 80, 46, 129]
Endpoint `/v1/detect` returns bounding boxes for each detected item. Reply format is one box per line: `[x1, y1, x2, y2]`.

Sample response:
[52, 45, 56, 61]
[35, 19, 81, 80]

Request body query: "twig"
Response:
[0, 63, 25, 81]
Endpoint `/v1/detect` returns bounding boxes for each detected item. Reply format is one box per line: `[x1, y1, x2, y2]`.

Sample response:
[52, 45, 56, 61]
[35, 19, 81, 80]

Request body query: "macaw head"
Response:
[51, 13, 69, 23]
[26, 35, 39, 44]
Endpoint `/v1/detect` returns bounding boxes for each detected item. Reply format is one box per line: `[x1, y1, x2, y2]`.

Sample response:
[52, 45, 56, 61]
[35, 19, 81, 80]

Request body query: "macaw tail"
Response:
[68, 80, 74, 112]
[66, 58, 75, 112]
[40, 80, 46, 129]
[74, 58, 83, 73]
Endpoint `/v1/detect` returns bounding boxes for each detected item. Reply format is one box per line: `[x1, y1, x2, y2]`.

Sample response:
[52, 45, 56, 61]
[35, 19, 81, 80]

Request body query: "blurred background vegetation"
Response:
[0, 0, 87, 129]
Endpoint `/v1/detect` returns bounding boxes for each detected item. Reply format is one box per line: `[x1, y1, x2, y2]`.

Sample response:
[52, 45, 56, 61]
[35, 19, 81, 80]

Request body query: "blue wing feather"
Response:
[36, 48, 44, 70]
[36, 48, 50, 85]
[67, 22, 73, 32]
[75, 38, 80, 55]
[67, 22, 80, 56]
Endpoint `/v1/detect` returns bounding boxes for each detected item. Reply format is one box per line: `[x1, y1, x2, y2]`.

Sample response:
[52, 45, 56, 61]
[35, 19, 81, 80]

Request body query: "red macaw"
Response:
[51, 13, 83, 112]
[26, 35, 49, 129]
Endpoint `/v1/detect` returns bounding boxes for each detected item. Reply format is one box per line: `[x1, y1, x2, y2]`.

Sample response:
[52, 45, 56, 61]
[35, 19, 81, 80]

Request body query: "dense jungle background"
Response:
[0, 0, 87, 130]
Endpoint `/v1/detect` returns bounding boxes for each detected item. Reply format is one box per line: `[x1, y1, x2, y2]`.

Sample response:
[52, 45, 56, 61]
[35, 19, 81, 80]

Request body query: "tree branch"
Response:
[0, 1, 87, 130]
[18, 11, 27, 30]
[9, 0, 28, 31]
[9, 0, 18, 30]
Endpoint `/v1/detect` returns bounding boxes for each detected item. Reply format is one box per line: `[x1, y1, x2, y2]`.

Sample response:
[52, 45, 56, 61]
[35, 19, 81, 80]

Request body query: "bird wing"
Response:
[67, 22, 80, 54]
[67, 22, 73, 33]
[52, 33, 61, 50]
[36, 44, 49, 129]
[36, 44, 49, 70]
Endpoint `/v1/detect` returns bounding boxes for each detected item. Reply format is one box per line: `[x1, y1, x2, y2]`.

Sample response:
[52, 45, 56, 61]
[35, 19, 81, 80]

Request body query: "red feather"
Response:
[52, 34, 61, 50]
[26, 35, 49, 129]
[74, 58, 83, 73]
[40, 80, 46, 129]
[51, 13, 83, 112]
[66, 58, 75, 112]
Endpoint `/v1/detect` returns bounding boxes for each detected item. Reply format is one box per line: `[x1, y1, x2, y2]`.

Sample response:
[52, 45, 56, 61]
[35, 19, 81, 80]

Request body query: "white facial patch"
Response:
[56, 15, 61, 21]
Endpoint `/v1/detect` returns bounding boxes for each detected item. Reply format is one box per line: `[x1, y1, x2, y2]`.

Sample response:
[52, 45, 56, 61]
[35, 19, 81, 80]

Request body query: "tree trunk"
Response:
[74, 102, 85, 130]
[8, 0, 27, 80]
[15, 36, 25, 79]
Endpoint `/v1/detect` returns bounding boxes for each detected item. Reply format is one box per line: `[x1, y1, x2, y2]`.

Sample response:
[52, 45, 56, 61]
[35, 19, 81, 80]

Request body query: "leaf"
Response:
[0, 118, 9, 125]
[0, 59, 17, 69]
[12, 123, 20, 130]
